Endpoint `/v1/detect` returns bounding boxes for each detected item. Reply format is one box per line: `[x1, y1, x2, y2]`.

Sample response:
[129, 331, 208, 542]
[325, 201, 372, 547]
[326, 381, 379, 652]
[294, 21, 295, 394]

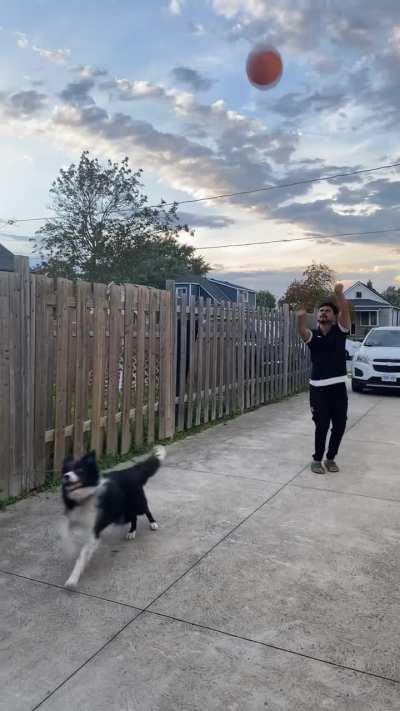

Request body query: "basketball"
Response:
[246, 45, 283, 90]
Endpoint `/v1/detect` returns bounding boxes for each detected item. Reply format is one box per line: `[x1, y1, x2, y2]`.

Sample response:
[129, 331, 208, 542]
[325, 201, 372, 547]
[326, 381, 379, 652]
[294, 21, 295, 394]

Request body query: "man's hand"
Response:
[334, 282, 351, 330]
[297, 309, 311, 343]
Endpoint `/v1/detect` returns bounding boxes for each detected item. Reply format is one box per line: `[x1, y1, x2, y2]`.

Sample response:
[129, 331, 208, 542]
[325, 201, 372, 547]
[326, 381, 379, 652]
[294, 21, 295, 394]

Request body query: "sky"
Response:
[1, 0, 400, 297]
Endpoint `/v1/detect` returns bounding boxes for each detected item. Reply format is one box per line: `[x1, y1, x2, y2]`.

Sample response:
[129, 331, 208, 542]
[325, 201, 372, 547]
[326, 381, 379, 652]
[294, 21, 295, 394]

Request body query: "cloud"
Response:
[100, 78, 166, 101]
[70, 65, 108, 79]
[172, 66, 215, 91]
[189, 22, 206, 36]
[177, 212, 236, 228]
[0, 90, 47, 117]
[14, 31, 71, 64]
[168, 0, 183, 14]
[15, 32, 29, 48]
[59, 79, 96, 107]
[32, 45, 70, 64]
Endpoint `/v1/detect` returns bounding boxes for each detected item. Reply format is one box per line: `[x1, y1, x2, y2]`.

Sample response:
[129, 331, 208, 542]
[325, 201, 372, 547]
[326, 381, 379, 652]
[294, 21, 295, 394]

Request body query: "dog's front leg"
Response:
[59, 516, 76, 557]
[65, 535, 99, 589]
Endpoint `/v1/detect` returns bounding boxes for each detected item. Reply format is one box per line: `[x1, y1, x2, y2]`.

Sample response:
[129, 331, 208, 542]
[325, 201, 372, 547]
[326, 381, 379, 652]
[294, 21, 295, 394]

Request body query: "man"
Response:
[298, 284, 351, 474]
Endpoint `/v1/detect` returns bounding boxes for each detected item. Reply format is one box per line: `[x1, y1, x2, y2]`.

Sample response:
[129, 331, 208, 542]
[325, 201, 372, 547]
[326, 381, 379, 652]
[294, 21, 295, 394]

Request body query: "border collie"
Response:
[60, 445, 166, 589]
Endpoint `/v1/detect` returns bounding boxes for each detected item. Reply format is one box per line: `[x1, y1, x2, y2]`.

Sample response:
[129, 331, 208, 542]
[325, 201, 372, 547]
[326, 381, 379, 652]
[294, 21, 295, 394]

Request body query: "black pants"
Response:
[310, 383, 348, 462]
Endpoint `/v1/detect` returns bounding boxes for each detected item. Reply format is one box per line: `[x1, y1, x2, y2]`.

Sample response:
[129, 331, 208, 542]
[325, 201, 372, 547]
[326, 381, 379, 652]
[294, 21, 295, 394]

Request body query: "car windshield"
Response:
[364, 330, 400, 347]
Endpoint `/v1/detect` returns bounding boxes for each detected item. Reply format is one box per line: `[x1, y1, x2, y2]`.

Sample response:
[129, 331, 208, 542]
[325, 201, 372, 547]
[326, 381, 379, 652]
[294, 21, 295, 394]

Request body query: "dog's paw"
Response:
[64, 578, 78, 590]
[126, 531, 136, 540]
[149, 522, 159, 531]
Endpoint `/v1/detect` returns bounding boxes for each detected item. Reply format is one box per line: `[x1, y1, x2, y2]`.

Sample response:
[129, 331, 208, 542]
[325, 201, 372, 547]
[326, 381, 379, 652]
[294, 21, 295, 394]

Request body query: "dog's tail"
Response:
[135, 445, 166, 485]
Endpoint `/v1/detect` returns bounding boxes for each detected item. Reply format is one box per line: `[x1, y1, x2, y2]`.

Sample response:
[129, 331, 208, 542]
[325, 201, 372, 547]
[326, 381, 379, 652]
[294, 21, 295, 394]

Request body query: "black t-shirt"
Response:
[307, 324, 348, 383]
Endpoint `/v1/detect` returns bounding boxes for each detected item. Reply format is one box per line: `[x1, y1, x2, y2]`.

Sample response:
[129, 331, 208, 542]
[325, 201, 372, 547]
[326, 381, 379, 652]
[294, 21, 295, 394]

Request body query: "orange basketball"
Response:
[246, 45, 283, 90]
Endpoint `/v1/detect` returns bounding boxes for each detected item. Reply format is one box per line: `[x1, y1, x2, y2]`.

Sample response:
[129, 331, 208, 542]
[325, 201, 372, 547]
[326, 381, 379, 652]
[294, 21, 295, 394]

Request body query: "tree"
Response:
[280, 262, 336, 311]
[32, 151, 209, 288]
[256, 290, 276, 309]
[381, 285, 400, 308]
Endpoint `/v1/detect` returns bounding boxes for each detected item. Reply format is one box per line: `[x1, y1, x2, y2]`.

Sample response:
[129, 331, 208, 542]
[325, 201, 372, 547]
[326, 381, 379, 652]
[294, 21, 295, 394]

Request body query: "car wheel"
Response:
[352, 379, 364, 393]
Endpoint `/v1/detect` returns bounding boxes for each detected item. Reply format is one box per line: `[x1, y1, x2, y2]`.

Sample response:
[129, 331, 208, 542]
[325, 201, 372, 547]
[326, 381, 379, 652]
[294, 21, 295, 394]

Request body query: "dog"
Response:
[60, 445, 166, 589]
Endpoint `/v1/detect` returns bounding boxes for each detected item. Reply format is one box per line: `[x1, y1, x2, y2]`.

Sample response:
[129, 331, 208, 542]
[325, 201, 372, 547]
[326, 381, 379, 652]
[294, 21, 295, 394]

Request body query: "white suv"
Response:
[352, 327, 400, 392]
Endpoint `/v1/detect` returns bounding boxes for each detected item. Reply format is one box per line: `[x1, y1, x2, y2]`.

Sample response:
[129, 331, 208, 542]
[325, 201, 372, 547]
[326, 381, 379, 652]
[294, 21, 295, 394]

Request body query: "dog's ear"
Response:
[62, 456, 74, 474]
[83, 450, 97, 463]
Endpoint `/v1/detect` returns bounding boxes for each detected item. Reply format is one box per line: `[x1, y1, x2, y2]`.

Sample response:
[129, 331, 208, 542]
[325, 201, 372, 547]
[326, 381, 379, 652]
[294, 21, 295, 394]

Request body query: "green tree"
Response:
[280, 262, 336, 311]
[32, 151, 209, 288]
[381, 285, 400, 307]
[256, 290, 276, 309]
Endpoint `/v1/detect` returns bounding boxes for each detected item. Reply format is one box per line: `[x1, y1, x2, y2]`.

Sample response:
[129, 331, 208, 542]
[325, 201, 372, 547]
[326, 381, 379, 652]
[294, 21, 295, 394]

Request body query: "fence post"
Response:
[10, 256, 35, 494]
[283, 303, 290, 397]
[166, 280, 177, 431]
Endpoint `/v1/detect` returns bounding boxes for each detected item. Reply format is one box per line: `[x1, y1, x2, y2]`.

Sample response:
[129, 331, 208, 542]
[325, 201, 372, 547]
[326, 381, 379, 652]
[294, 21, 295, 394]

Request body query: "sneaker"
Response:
[311, 461, 325, 475]
[324, 459, 340, 473]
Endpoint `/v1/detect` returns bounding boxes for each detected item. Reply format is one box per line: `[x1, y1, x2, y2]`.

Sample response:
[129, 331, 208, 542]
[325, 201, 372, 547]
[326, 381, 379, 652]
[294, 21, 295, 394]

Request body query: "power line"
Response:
[194, 226, 400, 250]
[3, 226, 400, 256]
[3, 160, 400, 225]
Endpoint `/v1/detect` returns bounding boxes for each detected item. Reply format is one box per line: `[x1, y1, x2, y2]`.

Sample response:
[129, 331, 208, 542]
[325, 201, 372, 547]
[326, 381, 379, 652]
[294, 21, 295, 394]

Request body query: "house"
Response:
[171, 274, 257, 306]
[344, 281, 400, 339]
[0, 242, 15, 272]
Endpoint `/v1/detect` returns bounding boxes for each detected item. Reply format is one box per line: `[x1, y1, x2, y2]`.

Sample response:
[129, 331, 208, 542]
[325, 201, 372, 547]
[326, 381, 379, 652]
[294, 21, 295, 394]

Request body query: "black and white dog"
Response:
[60, 445, 166, 589]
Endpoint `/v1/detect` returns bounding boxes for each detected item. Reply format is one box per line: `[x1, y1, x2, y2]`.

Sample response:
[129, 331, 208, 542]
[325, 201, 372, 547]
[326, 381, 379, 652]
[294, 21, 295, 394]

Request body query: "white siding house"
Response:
[344, 281, 400, 339]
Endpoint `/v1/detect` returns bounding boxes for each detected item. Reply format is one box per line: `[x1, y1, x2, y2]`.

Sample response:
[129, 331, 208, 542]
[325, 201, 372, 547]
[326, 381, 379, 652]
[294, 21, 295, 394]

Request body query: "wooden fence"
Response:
[0, 266, 310, 498]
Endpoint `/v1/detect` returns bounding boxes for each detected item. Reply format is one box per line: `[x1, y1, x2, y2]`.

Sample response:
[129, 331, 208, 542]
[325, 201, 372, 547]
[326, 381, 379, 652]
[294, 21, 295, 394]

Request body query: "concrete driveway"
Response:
[1, 388, 400, 710]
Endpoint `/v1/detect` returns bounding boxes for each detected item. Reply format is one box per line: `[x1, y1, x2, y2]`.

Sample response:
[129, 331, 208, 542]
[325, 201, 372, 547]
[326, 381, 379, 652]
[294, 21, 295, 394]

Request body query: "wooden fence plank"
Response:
[8, 274, 19, 493]
[250, 307, 256, 407]
[218, 302, 225, 419]
[147, 289, 158, 445]
[211, 303, 218, 421]
[121, 285, 135, 454]
[203, 299, 211, 424]
[53, 279, 72, 473]
[33, 277, 52, 480]
[231, 303, 238, 413]
[134, 286, 146, 448]
[90, 283, 107, 456]
[255, 307, 261, 407]
[73, 281, 90, 459]
[186, 296, 196, 429]
[159, 290, 174, 439]
[177, 295, 187, 432]
[238, 304, 245, 413]
[225, 302, 232, 416]
[106, 284, 122, 454]
[195, 297, 204, 426]
[0, 274, 11, 497]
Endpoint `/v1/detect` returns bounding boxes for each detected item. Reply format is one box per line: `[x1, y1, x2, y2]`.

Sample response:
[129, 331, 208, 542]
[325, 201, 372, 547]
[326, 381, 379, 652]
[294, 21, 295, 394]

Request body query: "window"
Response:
[360, 311, 377, 326]
[356, 291, 362, 298]
[351, 323, 356, 335]
[240, 291, 249, 303]
[176, 287, 187, 297]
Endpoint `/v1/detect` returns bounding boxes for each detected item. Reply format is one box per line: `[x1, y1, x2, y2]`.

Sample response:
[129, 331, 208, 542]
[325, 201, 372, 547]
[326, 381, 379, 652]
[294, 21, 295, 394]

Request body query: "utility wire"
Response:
[194, 226, 400, 250]
[3, 160, 400, 225]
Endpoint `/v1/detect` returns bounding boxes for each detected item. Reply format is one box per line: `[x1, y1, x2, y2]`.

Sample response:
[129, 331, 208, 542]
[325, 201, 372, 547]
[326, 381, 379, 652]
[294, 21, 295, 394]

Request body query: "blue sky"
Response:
[1, 0, 400, 296]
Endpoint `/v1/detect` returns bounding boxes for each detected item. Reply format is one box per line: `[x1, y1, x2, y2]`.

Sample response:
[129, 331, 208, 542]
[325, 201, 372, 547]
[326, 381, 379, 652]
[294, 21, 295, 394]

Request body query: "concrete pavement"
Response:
[1, 388, 400, 710]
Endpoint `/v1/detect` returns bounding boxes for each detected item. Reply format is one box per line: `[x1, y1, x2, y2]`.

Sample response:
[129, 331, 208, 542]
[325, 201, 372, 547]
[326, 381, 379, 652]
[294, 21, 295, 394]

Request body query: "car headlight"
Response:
[356, 354, 370, 364]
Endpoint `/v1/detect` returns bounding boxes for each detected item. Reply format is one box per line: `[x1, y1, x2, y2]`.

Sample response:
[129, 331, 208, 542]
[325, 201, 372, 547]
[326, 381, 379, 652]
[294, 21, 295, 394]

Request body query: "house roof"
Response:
[348, 298, 391, 309]
[345, 280, 391, 306]
[208, 277, 257, 294]
[0, 242, 15, 271]
[175, 274, 228, 301]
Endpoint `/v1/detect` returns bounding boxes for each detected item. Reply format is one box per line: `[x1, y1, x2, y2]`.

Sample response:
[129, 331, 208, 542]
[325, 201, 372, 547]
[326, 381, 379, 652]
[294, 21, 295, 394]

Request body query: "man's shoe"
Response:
[311, 461, 325, 475]
[324, 459, 340, 473]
